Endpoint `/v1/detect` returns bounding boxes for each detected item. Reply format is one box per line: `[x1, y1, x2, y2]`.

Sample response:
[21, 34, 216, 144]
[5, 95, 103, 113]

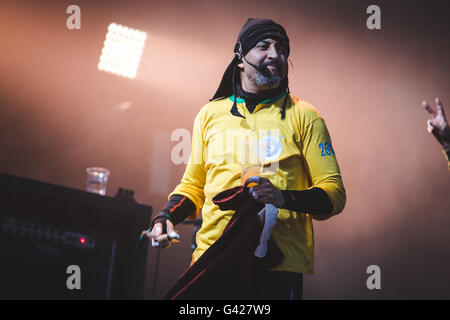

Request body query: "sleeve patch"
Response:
[318, 142, 335, 157]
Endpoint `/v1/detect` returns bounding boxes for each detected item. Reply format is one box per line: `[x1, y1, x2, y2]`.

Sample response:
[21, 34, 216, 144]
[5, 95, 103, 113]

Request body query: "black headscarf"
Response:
[211, 18, 291, 119]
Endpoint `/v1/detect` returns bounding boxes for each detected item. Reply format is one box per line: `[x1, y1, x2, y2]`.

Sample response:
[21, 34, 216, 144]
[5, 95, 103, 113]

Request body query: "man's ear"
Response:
[235, 52, 244, 69]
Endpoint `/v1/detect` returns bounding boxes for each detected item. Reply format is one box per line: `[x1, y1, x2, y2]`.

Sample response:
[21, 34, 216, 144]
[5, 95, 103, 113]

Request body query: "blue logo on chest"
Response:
[259, 131, 283, 161]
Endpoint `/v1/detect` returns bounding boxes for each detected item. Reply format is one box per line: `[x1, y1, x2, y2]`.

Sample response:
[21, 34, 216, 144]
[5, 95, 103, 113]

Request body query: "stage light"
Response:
[97, 22, 147, 79]
[80, 237, 86, 244]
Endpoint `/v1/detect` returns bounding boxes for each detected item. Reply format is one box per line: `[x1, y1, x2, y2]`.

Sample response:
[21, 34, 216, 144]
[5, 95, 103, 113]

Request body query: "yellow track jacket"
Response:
[169, 93, 346, 274]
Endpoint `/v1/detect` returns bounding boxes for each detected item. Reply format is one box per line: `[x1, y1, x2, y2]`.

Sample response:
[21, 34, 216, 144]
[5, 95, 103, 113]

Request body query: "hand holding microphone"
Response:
[139, 212, 180, 249]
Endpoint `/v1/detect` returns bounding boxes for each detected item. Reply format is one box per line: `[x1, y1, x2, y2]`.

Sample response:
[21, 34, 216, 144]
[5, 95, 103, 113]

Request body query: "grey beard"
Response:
[255, 71, 281, 89]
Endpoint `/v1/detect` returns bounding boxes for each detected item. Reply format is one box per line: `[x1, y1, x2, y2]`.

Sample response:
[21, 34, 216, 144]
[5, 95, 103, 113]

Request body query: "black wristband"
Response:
[281, 188, 333, 214]
[161, 194, 196, 225]
[150, 211, 171, 233]
[149, 194, 196, 231]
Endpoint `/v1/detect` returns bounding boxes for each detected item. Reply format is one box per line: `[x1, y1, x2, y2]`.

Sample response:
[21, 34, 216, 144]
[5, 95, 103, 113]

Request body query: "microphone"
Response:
[236, 41, 273, 76]
[242, 55, 259, 70]
[242, 55, 274, 77]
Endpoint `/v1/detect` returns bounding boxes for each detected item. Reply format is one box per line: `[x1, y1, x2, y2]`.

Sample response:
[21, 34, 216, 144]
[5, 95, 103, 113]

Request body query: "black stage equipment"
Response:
[0, 173, 152, 299]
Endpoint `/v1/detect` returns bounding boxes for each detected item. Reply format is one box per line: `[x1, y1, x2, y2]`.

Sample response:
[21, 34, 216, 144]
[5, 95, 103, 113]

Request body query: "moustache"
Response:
[257, 62, 281, 76]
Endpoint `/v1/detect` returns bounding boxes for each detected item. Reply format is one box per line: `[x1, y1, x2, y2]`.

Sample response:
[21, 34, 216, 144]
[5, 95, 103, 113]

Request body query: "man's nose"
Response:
[267, 45, 280, 60]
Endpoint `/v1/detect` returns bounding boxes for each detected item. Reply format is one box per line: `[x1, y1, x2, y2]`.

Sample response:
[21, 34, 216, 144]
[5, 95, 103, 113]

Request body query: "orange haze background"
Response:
[0, 0, 449, 299]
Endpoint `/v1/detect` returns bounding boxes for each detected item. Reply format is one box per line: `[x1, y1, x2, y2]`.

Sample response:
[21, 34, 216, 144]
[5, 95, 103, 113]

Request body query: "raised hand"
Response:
[423, 98, 450, 151]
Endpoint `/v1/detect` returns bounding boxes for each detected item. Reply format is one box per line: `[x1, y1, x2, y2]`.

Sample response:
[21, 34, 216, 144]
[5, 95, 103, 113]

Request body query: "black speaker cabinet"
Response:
[0, 173, 152, 299]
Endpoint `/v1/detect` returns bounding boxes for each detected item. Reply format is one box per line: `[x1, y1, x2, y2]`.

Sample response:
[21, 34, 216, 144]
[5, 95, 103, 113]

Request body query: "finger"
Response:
[251, 187, 271, 198]
[251, 189, 274, 201]
[249, 185, 264, 193]
[427, 119, 434, 133]
[139, 229, 151, 244]
[152, 238, 171, 248]
[244, 176, 260, 187]
[423, 101, 436, 116]
[258, 177, 272, 184]
[257, 190, 273, 198]
[156, 233, 170, 242]
[435, 98, 446, 119]
[254, 194, 273, 204]
[165, 220, 180, 240]
[254, 182, 276, 194]
[166, 220, 174, 234]
[248, 187, 258, 198]
[256, 196, 270, 204]
[150, 222, 163, 238]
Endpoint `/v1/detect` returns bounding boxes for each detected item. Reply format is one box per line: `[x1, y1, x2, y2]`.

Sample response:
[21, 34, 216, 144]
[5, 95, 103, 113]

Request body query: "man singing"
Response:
[143, 18, 346, 299]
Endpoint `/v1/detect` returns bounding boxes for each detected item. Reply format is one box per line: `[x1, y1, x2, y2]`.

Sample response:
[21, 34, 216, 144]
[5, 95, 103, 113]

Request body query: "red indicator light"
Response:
[80, 237, 86, 244]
